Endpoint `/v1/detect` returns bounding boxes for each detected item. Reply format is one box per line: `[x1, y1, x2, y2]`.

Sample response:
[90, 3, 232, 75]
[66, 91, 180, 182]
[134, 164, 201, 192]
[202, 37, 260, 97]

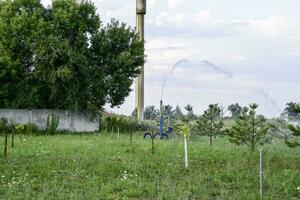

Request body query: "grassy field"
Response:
[0, 133, 299, 200]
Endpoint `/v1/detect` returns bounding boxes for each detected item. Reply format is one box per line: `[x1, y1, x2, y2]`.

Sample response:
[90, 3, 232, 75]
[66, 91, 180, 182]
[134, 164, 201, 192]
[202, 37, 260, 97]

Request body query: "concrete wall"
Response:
[0, 109, 99, 132]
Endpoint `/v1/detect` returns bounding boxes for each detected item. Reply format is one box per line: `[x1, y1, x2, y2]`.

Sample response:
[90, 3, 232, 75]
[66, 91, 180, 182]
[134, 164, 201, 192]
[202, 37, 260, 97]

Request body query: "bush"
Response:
[24, 123, 39, 135]
[100, 114, 155, 133]
[46, 113, 60, 135]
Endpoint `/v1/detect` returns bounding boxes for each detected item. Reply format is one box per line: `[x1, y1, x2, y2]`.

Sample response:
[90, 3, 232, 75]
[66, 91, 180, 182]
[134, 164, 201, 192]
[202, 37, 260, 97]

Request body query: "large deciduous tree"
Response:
[282, 102, 300, 120]
[286, 103, 300, 147]
[227, 103, 243, 119]
[0, 0, 145, 113]
[144, 105, 158, 120]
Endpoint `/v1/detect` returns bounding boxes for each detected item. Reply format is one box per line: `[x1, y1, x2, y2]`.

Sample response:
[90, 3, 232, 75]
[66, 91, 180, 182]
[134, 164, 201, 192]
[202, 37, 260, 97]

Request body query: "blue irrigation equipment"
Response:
[144, 100, 173, 140]
[144, 60, 188, 140]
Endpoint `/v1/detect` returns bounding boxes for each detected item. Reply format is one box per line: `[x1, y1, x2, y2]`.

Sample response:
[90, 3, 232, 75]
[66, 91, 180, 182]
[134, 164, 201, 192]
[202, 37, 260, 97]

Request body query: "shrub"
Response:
[100, 114, 155, 133]
[24, 123, 39, 135]
[46, 113, 60, 135]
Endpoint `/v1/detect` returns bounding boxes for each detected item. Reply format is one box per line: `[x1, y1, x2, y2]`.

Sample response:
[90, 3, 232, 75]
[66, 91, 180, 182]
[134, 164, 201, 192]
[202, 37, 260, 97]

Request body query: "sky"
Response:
[43, 0, 300, 117]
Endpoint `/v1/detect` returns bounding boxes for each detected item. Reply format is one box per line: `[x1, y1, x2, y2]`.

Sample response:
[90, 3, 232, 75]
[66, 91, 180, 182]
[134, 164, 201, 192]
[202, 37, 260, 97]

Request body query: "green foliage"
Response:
[144, 106, 158, 120]
[178, 124, 191, 138]
[197, 104, 224, 145]
[15, 124, 25, 132]
[227, 103, 249, 119]
[172, 105, 184, 120]
[100, 114, 155, 133]
[286, 103, 300, 147]
[24, 122, 39, 135]
[182, 104, 197, 124]
[268, 117, 292, 139]
[46, 113, 59, 134]
[0, 0, 145, 113]
[227, 103, 242, 118]
[282, 102, 300, 120]
[226, 104, 271, 151]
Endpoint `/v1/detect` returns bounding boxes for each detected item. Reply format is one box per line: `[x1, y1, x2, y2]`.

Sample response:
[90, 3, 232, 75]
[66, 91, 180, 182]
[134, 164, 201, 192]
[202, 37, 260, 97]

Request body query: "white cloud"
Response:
[231, 55, 248, 62]
[148, 0, 157, 7]
[154, 11, 188, 27]
[249, 17, 286, 37]
[154, 10, 224, 28]
[167, 0, 183, 9]
[193, 10, 223, 27]
[146, 37, 186, 50]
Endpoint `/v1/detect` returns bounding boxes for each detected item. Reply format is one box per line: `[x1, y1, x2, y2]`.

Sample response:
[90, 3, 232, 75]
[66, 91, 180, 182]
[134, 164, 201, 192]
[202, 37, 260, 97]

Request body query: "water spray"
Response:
[161, 59, 189, 101]
[256, 89, 281, 114]
[202, 60, 233, 78]
[151, 59, 189, 140]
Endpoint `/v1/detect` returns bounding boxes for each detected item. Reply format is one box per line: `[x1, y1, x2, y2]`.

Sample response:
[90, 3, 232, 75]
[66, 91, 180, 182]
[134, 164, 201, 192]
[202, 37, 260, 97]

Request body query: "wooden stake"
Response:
[151, 133, 155, 155]
[11, 128, 15, 148]
[130, 132, 133, 143]
[4, 129, 8, 159]
[117, 127, 120, 139]
[260, 149, 264, 200]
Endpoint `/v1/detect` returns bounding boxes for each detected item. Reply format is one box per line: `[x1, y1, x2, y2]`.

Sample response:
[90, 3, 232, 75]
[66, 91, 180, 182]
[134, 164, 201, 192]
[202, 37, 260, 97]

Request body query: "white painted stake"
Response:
[117, 127, 120, 139]
[184, 136, 188, 169]
[260, 149, 264, 200]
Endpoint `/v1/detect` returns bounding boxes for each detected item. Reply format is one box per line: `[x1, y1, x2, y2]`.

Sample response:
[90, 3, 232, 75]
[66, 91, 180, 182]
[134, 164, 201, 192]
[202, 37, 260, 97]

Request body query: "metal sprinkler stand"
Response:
[143, 100, 173, 140]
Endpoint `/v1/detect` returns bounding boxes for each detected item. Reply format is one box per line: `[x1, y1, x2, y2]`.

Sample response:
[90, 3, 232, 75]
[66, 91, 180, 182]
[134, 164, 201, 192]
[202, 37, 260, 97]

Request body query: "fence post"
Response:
[117, 127, 120, 139]
[11, 128, 15, 148]
[130, 132, 133, 143]
[151, 132, 155, 155]
[4, 128, 8, 159]
[260, 149, 264, 200]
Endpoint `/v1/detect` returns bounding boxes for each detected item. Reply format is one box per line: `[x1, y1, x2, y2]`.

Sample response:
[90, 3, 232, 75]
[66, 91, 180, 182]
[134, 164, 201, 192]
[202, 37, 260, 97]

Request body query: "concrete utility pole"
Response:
[135, 0, 146, 124]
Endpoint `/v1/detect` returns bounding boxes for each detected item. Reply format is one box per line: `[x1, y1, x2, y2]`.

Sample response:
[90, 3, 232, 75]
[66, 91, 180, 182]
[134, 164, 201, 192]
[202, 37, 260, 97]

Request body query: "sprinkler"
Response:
[143, 60, 188, 140]
[144, 100, 173, 140]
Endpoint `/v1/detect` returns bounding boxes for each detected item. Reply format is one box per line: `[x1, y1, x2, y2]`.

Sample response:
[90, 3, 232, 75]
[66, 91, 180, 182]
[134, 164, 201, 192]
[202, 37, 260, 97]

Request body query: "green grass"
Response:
[0, 133, 299, 200]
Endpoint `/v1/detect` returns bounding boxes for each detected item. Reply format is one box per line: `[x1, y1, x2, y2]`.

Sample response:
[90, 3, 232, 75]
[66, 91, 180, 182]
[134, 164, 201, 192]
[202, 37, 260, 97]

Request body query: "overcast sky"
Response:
[43, 0, 300, 117]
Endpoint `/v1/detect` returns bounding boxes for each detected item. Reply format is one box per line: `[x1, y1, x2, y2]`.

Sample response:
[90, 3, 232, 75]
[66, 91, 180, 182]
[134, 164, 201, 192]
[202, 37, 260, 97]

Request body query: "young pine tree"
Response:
[227, 104, 271, 151]
[197, 104, 224, 146]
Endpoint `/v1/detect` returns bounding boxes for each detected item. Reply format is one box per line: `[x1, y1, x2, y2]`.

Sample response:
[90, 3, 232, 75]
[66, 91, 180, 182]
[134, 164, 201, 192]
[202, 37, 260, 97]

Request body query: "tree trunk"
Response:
[251, 113, 255, 151]
[210, 120, 213, 146]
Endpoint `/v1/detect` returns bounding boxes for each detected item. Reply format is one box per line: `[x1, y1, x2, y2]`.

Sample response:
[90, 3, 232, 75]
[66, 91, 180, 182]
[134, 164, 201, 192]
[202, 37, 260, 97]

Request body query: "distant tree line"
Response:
[140, 102, 300, 150]
[132, 104, 197, 121]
